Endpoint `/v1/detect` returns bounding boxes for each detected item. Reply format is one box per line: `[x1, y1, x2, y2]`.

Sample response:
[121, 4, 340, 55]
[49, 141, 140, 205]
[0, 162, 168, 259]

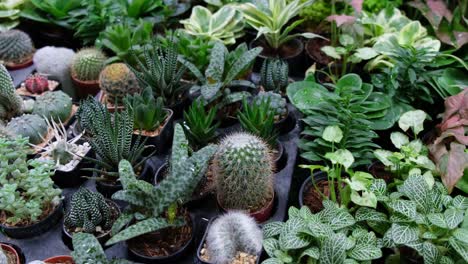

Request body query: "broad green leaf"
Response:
[427, 213, 447, 228]
[336, 74, 362, 93]
[388, 200, 417, 220]
[390, 132, 409, 149]
[263, 222, 284, 238]
[339, 34, 354, 46]
[354, 47, 379, 60]
[325, 149, 354, 170]
[300, 247, 320, 260]
[322, 125, 343, 143]
[279, 218, 312, 249]
[321, 46, 341, 59]
[263, 238, 281, 257]
[444, 208, 464, 229]
[449, 237, 468, 262]
[373, 149, 394, 167]
[348, 244, 382, 261]
[398, 110, 427, 136]
[421, 241, 441, 264]
[320, 233, 348, 264]
[390, 223, 419, 244]
[355, 207, 388, 222]
[454, 228, 468, 244]
[452, 196, 468, 210]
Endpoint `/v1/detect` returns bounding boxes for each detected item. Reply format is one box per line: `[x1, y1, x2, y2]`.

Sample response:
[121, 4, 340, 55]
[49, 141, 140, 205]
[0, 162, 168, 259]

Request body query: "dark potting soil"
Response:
[258, 39, 301, 59]
[306, 38, 332, 66]
[303, 181, 343, 213]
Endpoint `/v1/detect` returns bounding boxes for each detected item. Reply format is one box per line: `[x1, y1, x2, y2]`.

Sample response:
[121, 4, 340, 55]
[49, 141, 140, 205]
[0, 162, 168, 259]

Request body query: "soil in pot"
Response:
[301, 178, 344, 213]
[0, 244, 20, 264]
[254, 38, 303, 60]
[0, 202, 57, 228]
[199, 245, 258, 264]
[305, 38, 332, 66]
[127, 211, 193, 258]
[368, 162, 394, 184]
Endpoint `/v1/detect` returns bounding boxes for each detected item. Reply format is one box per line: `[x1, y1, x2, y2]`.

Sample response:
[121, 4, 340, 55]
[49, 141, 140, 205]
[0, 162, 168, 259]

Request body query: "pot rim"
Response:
[0, 243, 21, 264]
[250, 37, 304, 60]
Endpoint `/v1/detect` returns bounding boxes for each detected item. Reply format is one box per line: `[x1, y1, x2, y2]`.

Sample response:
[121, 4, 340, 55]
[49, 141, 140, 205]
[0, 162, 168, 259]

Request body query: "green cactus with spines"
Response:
[71, 48, 107, 82]
[99, 63, 141, 105]
[213, 132, 275, 211]
[254, 91, 287, 119]
[260, 58, 289, 93]
[0, 29, 34, 65]
[64, 187, 112, 233]
[6, 114, 48, 144]
[0, 64, 23, 121]
[33, 91, 73, 122]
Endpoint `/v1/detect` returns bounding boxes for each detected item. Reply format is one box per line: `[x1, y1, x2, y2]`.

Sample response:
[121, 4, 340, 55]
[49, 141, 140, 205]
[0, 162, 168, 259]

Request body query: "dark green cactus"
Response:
[213, 132, 275, 211]
[64, 187, 112, 233]
[0, 30, 34, 65]
[6, 114, 48, 144]
[0, 64, 23, 121]
[71, 48, 107, 81]
[260, 58, 289, 93]
[99, 63, 141, 105]
[33, 91, 73, 122]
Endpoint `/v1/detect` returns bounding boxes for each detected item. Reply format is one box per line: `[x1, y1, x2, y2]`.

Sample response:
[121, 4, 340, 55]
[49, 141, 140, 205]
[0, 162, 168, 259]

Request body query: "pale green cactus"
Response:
[6, 114, 48, 144]
[33, 91, 73, 122]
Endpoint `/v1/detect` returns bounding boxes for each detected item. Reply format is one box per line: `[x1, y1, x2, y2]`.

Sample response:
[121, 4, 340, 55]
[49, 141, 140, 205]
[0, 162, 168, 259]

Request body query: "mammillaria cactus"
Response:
[24, 73, 49, 94]
[260, 58, 289, 93]
[0, 29, 34, 66]
[33, 91, 72, 122]
[213, 132, 275, 212]
[6, 114, 48, 144]
[254, 91, 287, 119]
[0, 64, 22, 120]
[99, 63, 140, 105]
[206, 212, 262, 264]
[64, 187, 112, 233]
[71, 48, 107, 82]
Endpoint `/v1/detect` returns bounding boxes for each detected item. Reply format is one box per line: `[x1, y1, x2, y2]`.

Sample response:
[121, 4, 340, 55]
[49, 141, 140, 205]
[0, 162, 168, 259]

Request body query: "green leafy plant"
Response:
[298, 0, 332, 31]
[301, 125, 378, 209]
[180, 5, 244, 45]
[77, 98, 152, 179]
[237, 0, 322, 50]
[181, 41, 262, 110]
[106, 124, 217, 245]
[374, 110, 436, 184]
[358, 175, 468, 263]
[203, 0, 251, 8]
[253, 91, 287, 120]
[238, 97, 278, 148]
[288, 73, 391, 167]
[124, 87, 168, 132]
[182, 98, 219, 149]
[127, 37, 189, 106]
[262, 202, 382, 263]
[0, 0, 26, 31]
[0, 136, 62, 226]
[71, 232, 134, 264]
[429, 90, 468, 194]
[20, 0, 83, 29]
[363, 0, 402, 13]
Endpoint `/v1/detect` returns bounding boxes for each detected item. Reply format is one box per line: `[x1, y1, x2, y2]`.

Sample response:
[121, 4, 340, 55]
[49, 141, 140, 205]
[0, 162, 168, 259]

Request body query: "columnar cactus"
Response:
[254, 91, 287, 118]
[206, 212, 263, 264]
[0, 30, 34, 65]
[71, 48, 107, 82]
[25, 73, 49, 94]
[260, 58, 289, 93]
[33, 91, 73, 122]
[64, 187, 112, 233]
[213, 132, 275, 211]
[99, 63, 140, 104]
[0, 64, 22, 120]
[6, 114, 48, 144]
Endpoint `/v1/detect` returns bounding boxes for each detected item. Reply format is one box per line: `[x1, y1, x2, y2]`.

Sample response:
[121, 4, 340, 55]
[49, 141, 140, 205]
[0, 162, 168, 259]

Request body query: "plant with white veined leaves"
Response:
[262, 202, 382, 263]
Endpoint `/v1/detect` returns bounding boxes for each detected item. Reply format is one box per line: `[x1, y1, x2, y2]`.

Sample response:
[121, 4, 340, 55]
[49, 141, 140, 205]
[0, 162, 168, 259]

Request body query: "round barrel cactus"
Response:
[6, 114, 48, 144]
[25, 74, 49, 94]
[71, 48, 107, 82]
[213, 132, 275, 211]
[99, 63, 140, 105]
[33, 91, 73, 122]
[0, 30, 35, 65]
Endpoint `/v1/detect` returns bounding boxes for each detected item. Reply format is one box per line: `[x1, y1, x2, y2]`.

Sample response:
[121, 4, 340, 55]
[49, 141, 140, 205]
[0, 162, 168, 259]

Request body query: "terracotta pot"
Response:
[71, 74, 100, 100]
[43, 255, 74, 263]
[217, 192, 275, 223]
[5, 57, 34, 70]
[0, 243, 21, 264]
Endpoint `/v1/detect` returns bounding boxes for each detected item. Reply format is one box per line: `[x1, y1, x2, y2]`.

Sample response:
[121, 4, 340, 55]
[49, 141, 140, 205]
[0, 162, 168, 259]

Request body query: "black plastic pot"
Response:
[168, 90, 191, 120]
[274, 140, 287, 172]
[132, 109, 174, 155]
[61, 199, 121, 250]
[275, 106, 297, 135]
[195, 217, 261, 264]
[50, 145, 94, 188]
[0, 200, 63, 239]
[299, 171, 328, 208]
[0, 242, 25, 264]
[126, 213, 196, 263]
[250, 38, 305, 78]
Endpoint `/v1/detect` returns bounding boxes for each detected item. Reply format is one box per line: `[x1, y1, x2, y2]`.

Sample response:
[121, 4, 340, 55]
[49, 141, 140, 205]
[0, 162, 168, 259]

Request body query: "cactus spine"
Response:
[0, 64, 23, 121]
[213, 132, 274, 211]
[206, 212, 263, 264]
[0, 30, 34, 65]
[254, 91, 287, 118]
[6, 114, 48, 144]
[71, 48, 107, 81]
[64, 187, 112, 233]
[33, 91, 72, 122]
[25, 73, 49, 94]
[99, 63, 140, 104]
[260, 58, 289, 93]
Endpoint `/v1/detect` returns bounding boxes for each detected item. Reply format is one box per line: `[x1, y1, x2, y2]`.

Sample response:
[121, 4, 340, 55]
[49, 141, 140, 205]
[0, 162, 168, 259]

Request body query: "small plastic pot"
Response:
[0, 243, 23, 264]
[132, 109, 174, 155]
[62, 199, 121, 250]
[217, 192, 275, 223]
[71, 74, 100, 100]
[1, 200, 63, 239]
[299, 172, 328, 209]
[196, 218, 262, 264]
[50, 145, 93, 188]
[43, 255, 74, 263]
[274, 107, 296, 135]
[273, 140, 287, 172]
[126, 213, 195, 263]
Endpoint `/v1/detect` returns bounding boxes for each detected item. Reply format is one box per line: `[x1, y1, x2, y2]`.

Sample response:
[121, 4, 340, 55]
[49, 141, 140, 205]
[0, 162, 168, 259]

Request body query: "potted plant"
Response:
[182, 98, 220, 151]
[198, 212, 262, 264]
[212, 132, 275, 222]
[253, 91, 295, 135]
[181, 41, 262, 126]
[32, 91, 75, 125]
[237, 0, 324, 76]
[62, 188, 120, 249]
[17, 74, 60, 97]
[0, 0, 25, 31]
[0, 136, 63, 238]
[0, 29, 34, 69]
[77, 98, 155, 198]
[70, 47, 107, 99]
[124, 87, 174, 154]
[259, 58, 290, 95]
[0, 243, 22, 264]
[0, 64, 24, 121]
[35, 119, 92, 188]
[71, 233, 134, 264]
[105, 125, 217, 262]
